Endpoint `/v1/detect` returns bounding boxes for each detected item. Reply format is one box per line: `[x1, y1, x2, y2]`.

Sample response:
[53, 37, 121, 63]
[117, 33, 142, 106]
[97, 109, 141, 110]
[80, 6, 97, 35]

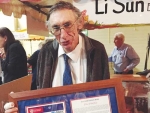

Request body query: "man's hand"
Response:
[123, 68, 129, 74]
[4, 102, 18, 113]
[0, 48, 5, 59]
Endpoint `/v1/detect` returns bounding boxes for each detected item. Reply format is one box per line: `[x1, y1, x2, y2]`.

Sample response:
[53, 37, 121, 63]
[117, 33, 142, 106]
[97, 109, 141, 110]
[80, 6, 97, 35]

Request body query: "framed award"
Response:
[9, 78, 126, 113]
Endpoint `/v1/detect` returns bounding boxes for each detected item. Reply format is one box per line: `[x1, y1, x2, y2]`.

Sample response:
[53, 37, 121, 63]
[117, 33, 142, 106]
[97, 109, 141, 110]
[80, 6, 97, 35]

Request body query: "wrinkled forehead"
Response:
[114, 34, 123, 39]
[114, 37, 122, 41]
[49, 9, 76, 26]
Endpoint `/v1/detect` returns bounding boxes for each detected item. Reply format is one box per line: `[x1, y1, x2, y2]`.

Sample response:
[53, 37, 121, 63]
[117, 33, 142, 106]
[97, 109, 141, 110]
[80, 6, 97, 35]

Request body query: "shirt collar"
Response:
[58, 35, 83, 62]
[117, 43, 125, 50]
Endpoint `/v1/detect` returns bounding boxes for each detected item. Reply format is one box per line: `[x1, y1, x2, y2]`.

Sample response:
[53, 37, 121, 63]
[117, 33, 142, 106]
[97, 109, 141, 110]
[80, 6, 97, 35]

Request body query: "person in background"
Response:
[0, 48, 5, 84]
[0, 77, 2, 85]
[4, 1, 110, 112]
[108, 32, 140, 74]
[27, 42, 43, 90]
[0, 60, 2, 84]
[0, 27, 27, 83]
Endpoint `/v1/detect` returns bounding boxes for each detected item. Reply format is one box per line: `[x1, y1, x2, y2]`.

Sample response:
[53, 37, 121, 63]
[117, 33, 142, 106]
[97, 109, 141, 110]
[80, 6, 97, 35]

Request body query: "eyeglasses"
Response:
[50, 18, 79, 36]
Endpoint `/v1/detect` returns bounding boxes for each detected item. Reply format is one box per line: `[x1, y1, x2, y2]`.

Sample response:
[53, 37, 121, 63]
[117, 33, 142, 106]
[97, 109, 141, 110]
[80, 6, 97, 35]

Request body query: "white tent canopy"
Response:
[0, 0, 72, 36]
[0, 0, 72, 22]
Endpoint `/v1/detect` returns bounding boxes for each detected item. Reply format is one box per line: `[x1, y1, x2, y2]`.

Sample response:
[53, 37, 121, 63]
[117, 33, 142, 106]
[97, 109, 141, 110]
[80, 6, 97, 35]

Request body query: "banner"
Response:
[73, 0, 150, 24]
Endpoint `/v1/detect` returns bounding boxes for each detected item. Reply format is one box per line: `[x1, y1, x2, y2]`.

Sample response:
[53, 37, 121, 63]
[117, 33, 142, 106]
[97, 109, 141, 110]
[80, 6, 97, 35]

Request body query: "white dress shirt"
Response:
[52, 35, 87, 87]
[108, 43, 140, 72]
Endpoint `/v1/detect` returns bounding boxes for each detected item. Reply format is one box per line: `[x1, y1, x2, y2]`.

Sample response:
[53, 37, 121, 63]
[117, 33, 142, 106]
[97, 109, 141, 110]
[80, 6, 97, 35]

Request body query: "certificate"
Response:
[71, 95, 111, 113]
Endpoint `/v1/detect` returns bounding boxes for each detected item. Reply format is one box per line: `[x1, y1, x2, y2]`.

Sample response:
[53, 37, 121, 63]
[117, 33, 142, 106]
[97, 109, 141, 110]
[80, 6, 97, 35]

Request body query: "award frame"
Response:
[111, 74, 148, 82]
[9, 78, 126, 113]
[111, 74, 148, 113]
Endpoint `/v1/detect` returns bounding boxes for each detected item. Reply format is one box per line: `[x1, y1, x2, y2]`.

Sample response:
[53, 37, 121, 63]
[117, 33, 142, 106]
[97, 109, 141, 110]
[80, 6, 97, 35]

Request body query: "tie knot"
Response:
[63, 54, 69, 61]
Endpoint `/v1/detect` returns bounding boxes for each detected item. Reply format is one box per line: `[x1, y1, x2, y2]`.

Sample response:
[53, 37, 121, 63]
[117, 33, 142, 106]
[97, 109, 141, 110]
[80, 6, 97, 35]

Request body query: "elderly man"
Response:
[109, 32, 140, 74]
[4, 1, 110, 112]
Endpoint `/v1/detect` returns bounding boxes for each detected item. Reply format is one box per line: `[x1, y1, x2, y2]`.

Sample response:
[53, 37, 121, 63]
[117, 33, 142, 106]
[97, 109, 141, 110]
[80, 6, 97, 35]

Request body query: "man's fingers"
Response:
[5, 107, 18, 113]
[4, 102, 18, 113]
[4, 102, 14, 110]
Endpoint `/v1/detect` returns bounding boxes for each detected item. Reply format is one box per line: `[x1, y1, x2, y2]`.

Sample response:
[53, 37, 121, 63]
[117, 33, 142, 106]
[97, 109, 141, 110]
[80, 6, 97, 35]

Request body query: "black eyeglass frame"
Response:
[50, 17, 80, 36]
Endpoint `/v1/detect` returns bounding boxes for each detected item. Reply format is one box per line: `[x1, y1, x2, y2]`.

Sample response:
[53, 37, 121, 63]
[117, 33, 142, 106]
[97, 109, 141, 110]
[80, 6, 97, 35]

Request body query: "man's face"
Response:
[114, 37, 123, 48]
[49, 9, 80, 53]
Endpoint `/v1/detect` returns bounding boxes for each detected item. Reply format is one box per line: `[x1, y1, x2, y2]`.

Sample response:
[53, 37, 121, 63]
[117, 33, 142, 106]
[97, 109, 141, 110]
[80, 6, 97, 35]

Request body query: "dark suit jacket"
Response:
[37, 33, 110, 88]
[2, 41, 27, 83]
[27, 49, 40, 90]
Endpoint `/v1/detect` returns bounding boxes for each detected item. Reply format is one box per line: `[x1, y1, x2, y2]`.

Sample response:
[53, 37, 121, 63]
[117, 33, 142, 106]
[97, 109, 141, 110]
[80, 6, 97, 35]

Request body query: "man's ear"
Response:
[77, 16, 84, 30]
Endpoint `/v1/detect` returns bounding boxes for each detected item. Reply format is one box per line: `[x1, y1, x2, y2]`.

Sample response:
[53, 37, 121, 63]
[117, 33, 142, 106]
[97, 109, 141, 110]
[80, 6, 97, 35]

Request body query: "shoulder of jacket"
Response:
[40, 40, 57, 53]
[89, 38, 105, 49]
[80, 33, 104, 47]
[9, 41, 22, 48]
[124, 43, 133, 49]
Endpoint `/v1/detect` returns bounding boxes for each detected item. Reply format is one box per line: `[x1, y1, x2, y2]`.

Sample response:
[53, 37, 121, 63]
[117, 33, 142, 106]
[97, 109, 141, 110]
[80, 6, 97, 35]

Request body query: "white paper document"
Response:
[71, 95, 112, 113]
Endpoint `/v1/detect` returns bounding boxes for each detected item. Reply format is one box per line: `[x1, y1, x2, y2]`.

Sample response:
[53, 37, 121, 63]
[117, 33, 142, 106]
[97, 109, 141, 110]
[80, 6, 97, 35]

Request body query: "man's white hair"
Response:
[114, 32, 125, 42]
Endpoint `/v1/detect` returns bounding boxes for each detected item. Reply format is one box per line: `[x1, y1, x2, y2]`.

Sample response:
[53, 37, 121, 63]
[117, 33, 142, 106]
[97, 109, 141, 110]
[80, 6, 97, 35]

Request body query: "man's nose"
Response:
[60, 28, 68, 38]
[114, 40, 118, 43]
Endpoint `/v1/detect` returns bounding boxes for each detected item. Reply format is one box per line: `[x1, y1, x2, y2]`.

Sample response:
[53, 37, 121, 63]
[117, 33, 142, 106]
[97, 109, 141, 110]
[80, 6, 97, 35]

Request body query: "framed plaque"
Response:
[9, 78, 126, 113]
[111, 74, 148, 113]
[110, 74, 148, 82]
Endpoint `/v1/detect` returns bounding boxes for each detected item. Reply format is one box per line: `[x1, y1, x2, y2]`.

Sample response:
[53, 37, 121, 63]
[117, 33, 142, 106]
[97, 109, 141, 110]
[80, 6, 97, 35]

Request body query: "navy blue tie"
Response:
[63, 54, 73, 85]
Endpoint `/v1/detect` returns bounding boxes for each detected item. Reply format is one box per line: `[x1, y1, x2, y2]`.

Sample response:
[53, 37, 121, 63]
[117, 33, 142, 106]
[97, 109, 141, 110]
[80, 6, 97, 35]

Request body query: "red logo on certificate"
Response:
[27, 107, 43, 113]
